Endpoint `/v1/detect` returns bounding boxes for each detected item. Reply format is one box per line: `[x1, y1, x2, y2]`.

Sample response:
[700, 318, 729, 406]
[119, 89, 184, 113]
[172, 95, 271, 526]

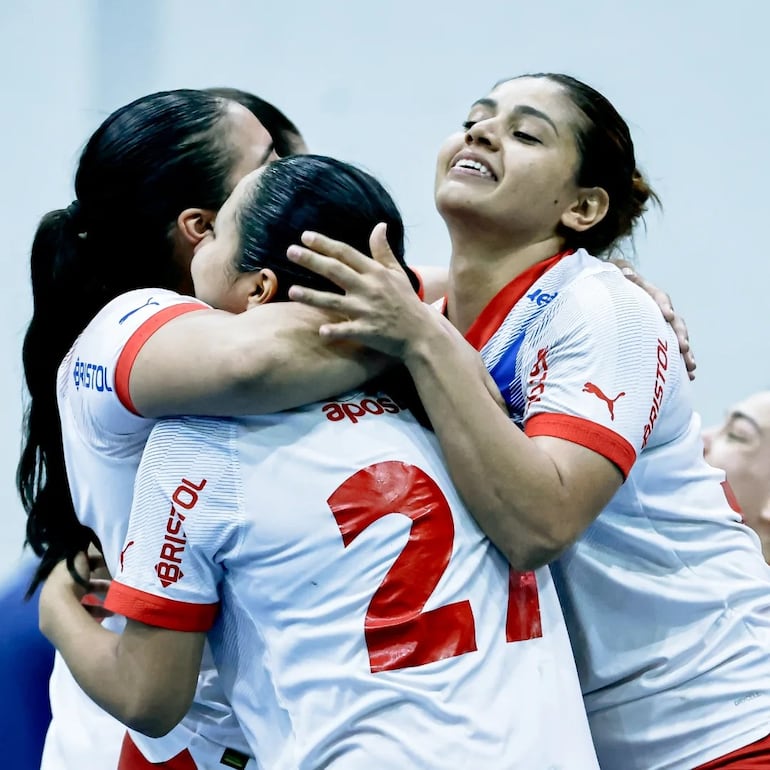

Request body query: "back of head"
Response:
[504, 73, 658, 255]
[236, 154, 415, 299]
[19, 88, 240, 592]
[206, 87, 307, 157]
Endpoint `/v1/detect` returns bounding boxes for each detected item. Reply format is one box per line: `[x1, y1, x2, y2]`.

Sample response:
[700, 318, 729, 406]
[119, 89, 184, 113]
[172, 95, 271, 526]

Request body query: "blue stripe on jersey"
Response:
[488, 330, 525, 410]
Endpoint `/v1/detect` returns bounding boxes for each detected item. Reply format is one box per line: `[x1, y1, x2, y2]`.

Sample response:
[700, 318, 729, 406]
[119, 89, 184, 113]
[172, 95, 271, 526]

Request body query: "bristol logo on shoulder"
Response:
[72, 357, 113, 392]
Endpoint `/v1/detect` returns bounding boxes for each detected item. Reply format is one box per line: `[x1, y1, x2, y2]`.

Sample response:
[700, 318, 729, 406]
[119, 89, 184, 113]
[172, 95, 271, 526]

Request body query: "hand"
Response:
[614, 260, 696, 380]
[286, 224, 440, 360]
[39, 552, 113, 640]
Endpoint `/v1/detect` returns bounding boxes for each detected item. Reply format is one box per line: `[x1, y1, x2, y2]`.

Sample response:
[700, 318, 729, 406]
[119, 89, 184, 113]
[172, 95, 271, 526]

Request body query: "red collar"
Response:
[456, 251, 571, 351]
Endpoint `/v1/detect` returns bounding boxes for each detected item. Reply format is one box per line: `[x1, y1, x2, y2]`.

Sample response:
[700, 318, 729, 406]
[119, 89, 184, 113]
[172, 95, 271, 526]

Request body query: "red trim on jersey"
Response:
[464, 251, 572, 351]
[105, 581, 218, 632]
[525, 412, 637, 478]
[119, 733, 199, 769]
[694, 731, 770, 768]
[114, 303, 207, 416]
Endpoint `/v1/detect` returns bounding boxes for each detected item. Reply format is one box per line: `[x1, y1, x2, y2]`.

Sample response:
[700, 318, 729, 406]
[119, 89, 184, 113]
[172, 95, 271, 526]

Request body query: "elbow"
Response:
[121, 694, 191, 739]
[501, 519, 578, 572]
[126, 715, 175, 739]
[124, 707, 184, 739]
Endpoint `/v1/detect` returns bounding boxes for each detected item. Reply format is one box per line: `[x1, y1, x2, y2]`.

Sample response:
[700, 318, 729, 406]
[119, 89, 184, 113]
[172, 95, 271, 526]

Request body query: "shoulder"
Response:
[545, 251, 668, 334]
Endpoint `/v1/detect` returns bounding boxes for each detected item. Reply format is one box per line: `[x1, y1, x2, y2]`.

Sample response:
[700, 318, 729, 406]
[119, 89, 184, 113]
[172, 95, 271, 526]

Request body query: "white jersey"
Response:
[470, 249, 770, 770]
[105, 397, 599, 770]
[54, 288, 254, 768]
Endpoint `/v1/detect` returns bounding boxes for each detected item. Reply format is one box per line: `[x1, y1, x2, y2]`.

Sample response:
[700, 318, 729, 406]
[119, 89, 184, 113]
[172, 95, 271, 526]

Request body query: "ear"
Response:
[244, 268, 279, 309]
[177, 208, 217, 248]
[560, 187, 610, 234]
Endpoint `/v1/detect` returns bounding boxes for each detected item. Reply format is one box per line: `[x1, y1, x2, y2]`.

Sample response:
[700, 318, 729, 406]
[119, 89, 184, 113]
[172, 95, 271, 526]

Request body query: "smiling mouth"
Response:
[451, 158, 498, 181]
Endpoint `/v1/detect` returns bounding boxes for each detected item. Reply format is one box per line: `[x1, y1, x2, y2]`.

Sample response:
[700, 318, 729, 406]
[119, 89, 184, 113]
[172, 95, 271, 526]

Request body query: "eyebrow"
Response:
[729, 411, 763, 435]
[470, 98, 560, 136]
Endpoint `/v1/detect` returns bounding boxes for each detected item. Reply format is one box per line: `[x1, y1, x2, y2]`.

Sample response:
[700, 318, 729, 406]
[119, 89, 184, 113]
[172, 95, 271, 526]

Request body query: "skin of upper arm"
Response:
[528, 434, 624, 558]
[118, 619, 205, 737]
[128, 303, 381, 418]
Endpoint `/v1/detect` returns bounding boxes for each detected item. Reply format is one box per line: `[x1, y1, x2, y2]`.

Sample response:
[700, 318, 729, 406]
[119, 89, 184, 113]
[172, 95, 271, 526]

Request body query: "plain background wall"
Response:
[2, 0, 769, 578]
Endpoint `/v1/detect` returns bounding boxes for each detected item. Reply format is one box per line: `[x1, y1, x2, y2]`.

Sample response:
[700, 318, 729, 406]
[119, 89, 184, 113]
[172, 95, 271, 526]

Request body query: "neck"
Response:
[446, 225, 564, 335]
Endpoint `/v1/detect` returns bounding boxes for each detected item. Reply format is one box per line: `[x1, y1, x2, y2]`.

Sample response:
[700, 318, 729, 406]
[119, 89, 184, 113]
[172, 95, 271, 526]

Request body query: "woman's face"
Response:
[172, 102, 277, 295]
[190, 168, 264, 313]
[703, 391, 770, 526]
[434, 76, 585, 243]
[226, 102, 279, 187]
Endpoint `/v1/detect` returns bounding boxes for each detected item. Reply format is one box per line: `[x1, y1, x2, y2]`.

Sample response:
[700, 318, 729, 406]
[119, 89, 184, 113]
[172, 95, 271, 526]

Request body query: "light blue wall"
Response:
[3, 0, 769, 575]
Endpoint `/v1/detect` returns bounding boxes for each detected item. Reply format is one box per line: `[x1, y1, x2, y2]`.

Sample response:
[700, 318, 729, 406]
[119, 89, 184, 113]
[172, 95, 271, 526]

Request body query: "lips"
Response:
[450, 152, 498, 181]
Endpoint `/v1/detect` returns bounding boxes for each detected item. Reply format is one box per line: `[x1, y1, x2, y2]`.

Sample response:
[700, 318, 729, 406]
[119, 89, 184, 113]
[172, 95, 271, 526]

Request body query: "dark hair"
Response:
[497, 73, 659, 255]
[235, 154, 418, 298]
[206, 87, 307, 158]
[19, 89, 245, 593]
[236, 153, 426, 425]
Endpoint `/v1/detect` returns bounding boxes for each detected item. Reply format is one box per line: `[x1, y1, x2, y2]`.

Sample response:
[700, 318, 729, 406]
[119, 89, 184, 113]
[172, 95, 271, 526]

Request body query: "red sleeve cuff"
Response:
[525, 412, 637, 478]
[105, 581, 218, 632]
[114, 303, 207, 416]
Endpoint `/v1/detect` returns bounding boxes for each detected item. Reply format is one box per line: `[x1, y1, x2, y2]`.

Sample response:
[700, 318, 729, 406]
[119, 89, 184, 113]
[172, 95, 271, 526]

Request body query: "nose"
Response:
[465, 119, 498, 149]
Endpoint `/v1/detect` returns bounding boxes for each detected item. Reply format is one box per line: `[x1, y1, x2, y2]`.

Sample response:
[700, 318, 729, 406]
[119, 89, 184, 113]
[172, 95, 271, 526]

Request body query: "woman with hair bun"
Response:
[288, 73, 770, 769]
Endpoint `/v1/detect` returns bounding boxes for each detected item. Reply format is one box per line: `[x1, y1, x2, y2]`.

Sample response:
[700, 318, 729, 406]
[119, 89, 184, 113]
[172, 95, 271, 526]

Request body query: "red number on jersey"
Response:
[506, 568, 542, 642]
[328, 461, 477, 672]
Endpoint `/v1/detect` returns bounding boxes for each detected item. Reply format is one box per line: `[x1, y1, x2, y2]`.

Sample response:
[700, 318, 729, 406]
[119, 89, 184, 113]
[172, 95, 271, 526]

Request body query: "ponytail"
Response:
[18, 206, 101, 595]
[17, 89, 239, 595]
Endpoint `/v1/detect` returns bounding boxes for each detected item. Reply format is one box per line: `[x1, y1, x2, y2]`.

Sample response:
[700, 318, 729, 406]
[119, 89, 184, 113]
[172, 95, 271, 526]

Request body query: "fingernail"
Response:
[620, 267, 636, 276]
[287, 246, 301, 260]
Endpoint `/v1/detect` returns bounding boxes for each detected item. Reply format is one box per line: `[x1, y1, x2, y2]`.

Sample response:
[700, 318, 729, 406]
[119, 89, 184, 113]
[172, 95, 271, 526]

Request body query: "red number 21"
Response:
[327, 461, 541, 673]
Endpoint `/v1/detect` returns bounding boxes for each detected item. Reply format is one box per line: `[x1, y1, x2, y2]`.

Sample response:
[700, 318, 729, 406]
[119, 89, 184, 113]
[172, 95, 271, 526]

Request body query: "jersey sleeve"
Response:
[57, 289, 208, 438]
[520, 273, 680, 478]
[104, 416, 244, 632]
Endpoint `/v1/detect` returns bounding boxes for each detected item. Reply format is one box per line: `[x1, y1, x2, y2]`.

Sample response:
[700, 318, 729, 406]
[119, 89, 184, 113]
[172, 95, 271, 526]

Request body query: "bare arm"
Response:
[401, 317, 622, 568]
[129, 303, 388, 418]
[286, 228, 622, 569]
[39, 556, 203, 737]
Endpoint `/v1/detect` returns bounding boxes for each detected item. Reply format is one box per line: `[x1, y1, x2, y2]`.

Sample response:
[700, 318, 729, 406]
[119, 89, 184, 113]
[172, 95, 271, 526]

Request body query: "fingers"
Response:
[299, 231, 374, 273]
[369, 223, 403, 270]
[287, 245, 365, 292]
[288, 284, 352, 316]
[66, 552, 91, 590]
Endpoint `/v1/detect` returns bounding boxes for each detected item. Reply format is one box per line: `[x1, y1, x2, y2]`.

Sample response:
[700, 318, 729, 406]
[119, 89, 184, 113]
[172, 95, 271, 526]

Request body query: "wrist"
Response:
[402, 309, 453, 370]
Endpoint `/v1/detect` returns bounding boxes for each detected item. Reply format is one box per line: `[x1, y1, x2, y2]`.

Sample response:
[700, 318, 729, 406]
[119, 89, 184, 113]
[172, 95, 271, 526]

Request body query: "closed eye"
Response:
[513, 131, 541, 144]
[462, 120, 476, 131]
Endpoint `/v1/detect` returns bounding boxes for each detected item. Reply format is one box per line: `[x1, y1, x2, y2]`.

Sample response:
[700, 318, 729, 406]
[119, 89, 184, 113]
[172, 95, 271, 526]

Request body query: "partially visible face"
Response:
[190, 167, 264, 313]
[703, 390, 770, 526]
[434, 76, 585, 242]
[171, 102, 277, 295]
[225, 102, 279, 187]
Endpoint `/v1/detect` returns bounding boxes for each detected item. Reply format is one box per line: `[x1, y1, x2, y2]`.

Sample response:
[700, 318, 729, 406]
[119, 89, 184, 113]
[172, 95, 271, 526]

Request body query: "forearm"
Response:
[42, 598, 157, 733]
[41, 590, 200, 737]
[134, 303, 389, 418]
[404, 326, 579, 569]
[225, 305, 390, 414]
